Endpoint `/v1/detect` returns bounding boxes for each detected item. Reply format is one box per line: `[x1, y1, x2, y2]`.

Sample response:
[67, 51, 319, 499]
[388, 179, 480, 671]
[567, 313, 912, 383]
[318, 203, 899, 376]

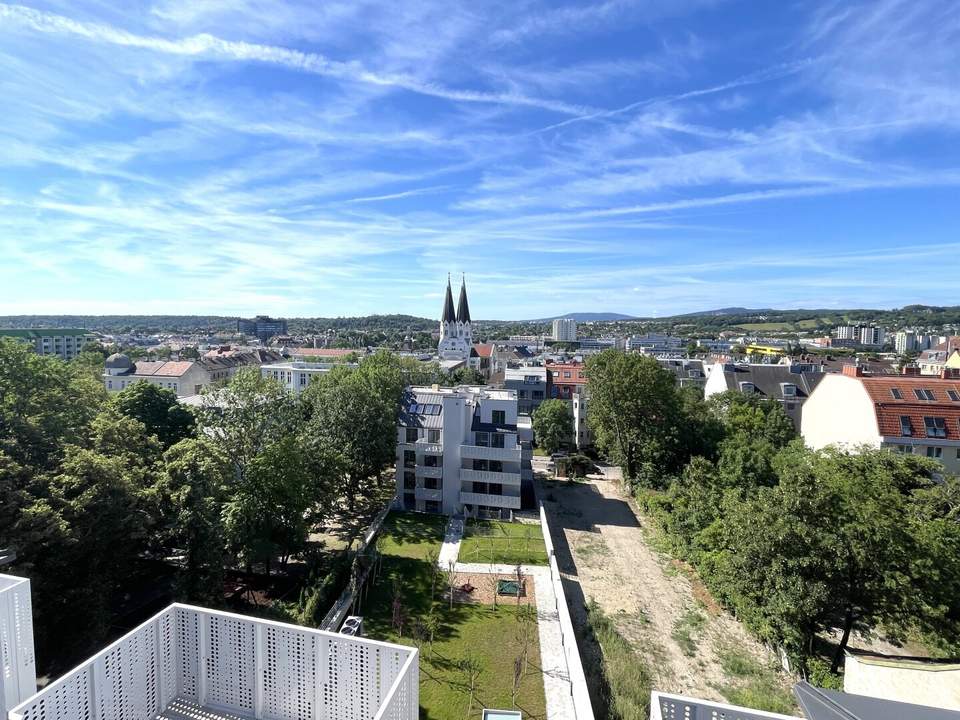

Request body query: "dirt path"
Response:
[541, 476, 788, 702]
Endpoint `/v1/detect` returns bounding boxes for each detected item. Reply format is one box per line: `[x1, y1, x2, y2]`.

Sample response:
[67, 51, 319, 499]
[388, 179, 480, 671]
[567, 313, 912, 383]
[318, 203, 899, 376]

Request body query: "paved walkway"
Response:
[454, 561, 577, 720]
[438, 515, 464, 568]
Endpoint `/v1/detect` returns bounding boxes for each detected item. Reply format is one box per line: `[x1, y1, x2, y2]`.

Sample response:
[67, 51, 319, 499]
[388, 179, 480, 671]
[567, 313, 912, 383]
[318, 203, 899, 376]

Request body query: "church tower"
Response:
[438, 274, 471, 361]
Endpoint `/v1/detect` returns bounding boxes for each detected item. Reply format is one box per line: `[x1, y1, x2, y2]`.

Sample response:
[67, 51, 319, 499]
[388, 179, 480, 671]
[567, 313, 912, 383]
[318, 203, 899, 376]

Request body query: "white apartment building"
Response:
[261, 361, 337, 393]
[571, 392, 594, 449]
[552, 318, 577, 342]
[396, 385, 522, 518]
[0, 329, 96, 360]
[895, 330, 917, 355]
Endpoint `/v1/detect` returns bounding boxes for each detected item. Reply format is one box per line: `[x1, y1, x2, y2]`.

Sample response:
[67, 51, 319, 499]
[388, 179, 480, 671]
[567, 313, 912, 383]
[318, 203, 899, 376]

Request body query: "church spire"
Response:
[441, 274, 456, 323]
[456, 274, 471, 323]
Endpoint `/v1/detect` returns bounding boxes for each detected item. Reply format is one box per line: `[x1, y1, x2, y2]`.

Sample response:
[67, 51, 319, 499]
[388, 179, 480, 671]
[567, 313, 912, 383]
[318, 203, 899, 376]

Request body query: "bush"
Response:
[584, 601, 652, 720]
[806, 657, 843, 691]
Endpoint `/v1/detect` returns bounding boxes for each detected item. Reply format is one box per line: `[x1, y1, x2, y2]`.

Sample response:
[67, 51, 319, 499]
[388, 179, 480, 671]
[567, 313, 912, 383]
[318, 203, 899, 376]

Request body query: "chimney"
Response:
[902, 365, 921, 376]
[941, 367, 960, 380]
[842, 364, 864, 378]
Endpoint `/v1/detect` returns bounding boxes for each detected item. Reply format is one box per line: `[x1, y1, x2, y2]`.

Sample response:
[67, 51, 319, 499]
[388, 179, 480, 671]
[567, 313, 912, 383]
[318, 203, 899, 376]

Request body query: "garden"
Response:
[458, 519, 549, 566]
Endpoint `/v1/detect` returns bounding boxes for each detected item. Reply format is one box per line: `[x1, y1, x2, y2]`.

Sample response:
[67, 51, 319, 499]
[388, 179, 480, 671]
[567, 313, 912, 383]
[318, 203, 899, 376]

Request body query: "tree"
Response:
[585, 351, 683, 483]
[531, 399, 573, 454]
[449, 366, 485, 385]
[459, 654, 484, 718]
[112, 381, 195, 448]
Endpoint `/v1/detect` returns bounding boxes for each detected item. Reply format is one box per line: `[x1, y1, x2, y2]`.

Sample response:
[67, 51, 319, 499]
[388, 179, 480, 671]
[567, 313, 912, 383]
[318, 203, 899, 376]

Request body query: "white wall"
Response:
[801, 374, 881, 450]
[844, 652, 960, 711]
[0, 575, 36, 713]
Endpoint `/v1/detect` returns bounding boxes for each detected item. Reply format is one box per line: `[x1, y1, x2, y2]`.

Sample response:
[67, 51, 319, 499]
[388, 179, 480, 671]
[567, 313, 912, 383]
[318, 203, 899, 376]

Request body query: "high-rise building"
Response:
[237, 315, 288, 342]
[0, 328, 96, 360]
[551, 317, 577, 342]
[437, 275, 472, 361]
[895, 330, 917, 355]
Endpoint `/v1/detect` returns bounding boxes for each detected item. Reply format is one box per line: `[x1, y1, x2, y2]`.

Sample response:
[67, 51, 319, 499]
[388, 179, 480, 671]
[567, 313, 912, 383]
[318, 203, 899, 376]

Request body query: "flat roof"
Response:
[0, 328, 94, 338]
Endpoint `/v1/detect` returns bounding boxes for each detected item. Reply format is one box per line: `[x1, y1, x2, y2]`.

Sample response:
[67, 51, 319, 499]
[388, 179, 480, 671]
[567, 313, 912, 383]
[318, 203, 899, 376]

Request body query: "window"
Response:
[523, 375, 540, 384]
[406, 427, 419, 443]
[518, 390, 527, 399]
[428, 429, 440, 443]
[473, 459, 488, 471]
[490, 460, 503, 473]
[900, 416, 913, 436]
[739, 381, 755, 393]
[492, 410, 505, 425]
[403, 450, 416, 467]
[403, 472, 415, 489]
[425, 477, 441, 490]
[781, 384, 797, 397]
[488, 483, 502, 496]
[476, 432, 489, 447]
[924, 416, 947, 438]
[785, 402, 797, 411]
[491, 433, 505, 448]
[927, 446, 943, 459]
[107, 380, 113, 389]
[890, 388, 903, 400]
[563, 371, 571, 378]
[914, 388, 936, 401]
[949, 390, 960, 402]
[424, 455, 438, 467]
[532, 390, 544, 400]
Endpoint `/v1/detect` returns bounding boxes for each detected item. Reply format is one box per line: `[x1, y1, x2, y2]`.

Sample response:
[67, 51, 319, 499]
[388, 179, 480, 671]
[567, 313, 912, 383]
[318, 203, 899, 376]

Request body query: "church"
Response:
[438, 275, 472, 362]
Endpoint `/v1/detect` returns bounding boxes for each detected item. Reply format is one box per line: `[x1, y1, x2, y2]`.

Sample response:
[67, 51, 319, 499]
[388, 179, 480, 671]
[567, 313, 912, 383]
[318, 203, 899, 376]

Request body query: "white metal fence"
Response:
[650, 691, 800, 720]
[8, 604, 418, 720]
[538, 504, 595, 720]
[0, 575, 36, 713]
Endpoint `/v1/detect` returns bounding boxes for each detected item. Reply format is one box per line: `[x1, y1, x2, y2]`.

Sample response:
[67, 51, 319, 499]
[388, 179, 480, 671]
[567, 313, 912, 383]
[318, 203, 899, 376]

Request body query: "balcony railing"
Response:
[415, 486, 443, 502]
[415, 441, 443, 454]
[415, 465, 443, 479]
[1, 575, 36, 713]
[460, 468, 521, 486]
[460, 491, 521, 509]
[649, 691, 800, 720]
[460, 444, 520, 461]
[9, 604, 418, 720]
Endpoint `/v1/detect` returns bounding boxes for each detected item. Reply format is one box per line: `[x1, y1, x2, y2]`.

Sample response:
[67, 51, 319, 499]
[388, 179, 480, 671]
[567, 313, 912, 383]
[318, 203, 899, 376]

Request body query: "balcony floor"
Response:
[156, 698, 253, 720]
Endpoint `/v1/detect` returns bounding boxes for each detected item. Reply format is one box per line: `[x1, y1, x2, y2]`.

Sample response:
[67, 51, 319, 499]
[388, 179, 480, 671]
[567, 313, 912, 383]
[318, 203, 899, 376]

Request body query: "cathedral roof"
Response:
[457, 278, 471, 323]
[441, 276, 456, 323]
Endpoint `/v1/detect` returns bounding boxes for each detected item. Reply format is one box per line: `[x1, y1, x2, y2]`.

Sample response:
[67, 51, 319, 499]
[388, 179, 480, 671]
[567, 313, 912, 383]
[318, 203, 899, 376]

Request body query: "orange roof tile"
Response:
[859, 375, 960, 439]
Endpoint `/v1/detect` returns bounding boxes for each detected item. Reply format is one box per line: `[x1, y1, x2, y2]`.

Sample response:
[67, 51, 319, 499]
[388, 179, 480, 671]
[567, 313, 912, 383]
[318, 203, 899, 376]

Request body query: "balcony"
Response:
[650, 691, 799, 720]
[9, 604, 418, 720]
[460, 491, 521, 509]
[415, 465, 443, 479]
[415, 441, 443, 454]
[460, 468, 521, 486]
[414, 486, 443, 503]
[459, 444, 520, 461]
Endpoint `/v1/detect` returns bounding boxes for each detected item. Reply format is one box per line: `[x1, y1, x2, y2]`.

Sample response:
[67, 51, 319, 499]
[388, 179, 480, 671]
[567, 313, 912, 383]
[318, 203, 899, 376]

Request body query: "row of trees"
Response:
[0, 338, 438, 669]
[584, 351, 960, 678]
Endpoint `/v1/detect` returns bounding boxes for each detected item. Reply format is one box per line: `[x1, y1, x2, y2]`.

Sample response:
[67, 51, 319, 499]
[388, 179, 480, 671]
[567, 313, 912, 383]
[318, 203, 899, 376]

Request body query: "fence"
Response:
[539, 504, 595, 720]
[650, 691, 800, 720]
[9, 604, 418, 720]
[0, 575, 36, 713]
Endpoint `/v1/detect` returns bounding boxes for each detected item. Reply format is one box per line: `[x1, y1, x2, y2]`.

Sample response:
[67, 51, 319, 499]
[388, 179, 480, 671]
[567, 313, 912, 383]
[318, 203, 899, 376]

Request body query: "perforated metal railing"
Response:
[650, 691, 801, 720]
[8, 604, 418, 720]
[0, 575, 37, 713]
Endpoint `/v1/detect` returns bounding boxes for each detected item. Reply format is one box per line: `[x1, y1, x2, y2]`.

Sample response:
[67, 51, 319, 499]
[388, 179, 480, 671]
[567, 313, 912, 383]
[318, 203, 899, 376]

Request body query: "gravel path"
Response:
[541, 477, 786, 702]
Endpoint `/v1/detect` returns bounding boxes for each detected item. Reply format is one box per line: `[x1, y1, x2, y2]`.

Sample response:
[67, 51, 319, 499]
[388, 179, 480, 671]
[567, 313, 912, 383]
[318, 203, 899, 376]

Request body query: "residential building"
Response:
[657, 358, 706, 389]
[918, 337, 960, 375]
[0, 328, 95, 360]
[896, 330, 918, 355]
[104, 349, 281, 397]
[504, 365, 548, 415]
[261, 361, 337, 393]
[547, 361, 588, 400]
[2, 573, 417, 720]
[468, 343, 494, 379]
[704, 362, 825, 430]
[396, 385, 523, 518]
[572, 391, 594, 449]
[577, 337, 621, 352]
[801, 365, 960, 474]
[552, 318, 577, 342]
[627, 334, 684, 354]
[237, 315, 288, 342]
[833, 324, 885, 347]
[292, 347, 361, 361]
[438, 275, 472, 362]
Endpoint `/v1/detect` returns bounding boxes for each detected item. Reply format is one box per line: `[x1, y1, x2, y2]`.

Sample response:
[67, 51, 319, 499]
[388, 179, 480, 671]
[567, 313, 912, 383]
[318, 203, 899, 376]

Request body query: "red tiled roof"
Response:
[132, 360, 195, 377]
[293, 348, 357, 357]
[472, 343, 494, 358]
[859, 376, 960, 439]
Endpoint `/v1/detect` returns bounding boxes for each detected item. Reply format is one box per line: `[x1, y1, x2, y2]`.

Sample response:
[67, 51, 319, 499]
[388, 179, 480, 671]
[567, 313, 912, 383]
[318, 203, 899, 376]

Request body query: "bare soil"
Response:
[541, 476, 791, 702]
[444, 572, 537, 606]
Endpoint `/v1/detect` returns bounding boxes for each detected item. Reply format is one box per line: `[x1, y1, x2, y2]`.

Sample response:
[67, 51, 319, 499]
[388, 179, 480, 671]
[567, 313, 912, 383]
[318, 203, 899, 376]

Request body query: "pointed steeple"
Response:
[441, 274, 456, 323]
[457, 274, 471, 323]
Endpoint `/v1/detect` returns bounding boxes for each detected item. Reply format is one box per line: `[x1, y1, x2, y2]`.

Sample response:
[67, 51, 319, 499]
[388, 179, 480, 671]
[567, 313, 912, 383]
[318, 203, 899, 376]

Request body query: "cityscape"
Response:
[2, 2, 960, 720]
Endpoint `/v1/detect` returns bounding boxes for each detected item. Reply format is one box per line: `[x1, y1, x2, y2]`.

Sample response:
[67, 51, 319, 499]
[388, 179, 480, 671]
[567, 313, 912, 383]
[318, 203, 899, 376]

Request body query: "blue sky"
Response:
[0, 0, 958, 320]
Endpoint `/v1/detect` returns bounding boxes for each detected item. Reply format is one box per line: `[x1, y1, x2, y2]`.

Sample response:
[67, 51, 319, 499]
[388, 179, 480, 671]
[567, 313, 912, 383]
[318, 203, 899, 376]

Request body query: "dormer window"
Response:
[900, 416, 913, 436]
[948, 390, 960, 402]
[781, 383, 797, 397]
[739, 381, 756, 393]
[914, 388, 936, 401]
[890, 388, 903, 400]
[924, 416, 947, 438]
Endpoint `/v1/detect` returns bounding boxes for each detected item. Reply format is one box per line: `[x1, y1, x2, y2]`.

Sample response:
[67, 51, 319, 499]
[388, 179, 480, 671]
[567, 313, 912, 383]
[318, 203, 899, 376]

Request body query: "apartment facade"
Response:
[237, 315, 288, 341]
[547, 361, 588, 400]
[261, 361, 337, 393]
[552, 318, 577, 342]
[704, 362, 825, 430]
[802, 365, 960, 474]
[504, 365, 548, 415]
[657, 358, 706, 390]
[396, 386, 522, 518]
[0, 329, 96, 360]
[571, 391, 594, 449]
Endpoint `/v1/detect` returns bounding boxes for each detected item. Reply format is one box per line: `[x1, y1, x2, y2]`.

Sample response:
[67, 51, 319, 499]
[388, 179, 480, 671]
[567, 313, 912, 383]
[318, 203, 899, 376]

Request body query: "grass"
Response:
[459, 520, 549, 566]
[355, 511, 547, 720]
[583, 601, 652, 720]
[715, 645, 797, 715]
[671, 609, 706, 656]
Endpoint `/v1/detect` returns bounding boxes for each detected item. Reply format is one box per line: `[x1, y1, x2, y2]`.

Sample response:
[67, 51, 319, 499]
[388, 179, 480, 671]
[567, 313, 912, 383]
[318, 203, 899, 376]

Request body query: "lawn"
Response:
[356, 513, 547, 720]
[459, 520, 548, 566]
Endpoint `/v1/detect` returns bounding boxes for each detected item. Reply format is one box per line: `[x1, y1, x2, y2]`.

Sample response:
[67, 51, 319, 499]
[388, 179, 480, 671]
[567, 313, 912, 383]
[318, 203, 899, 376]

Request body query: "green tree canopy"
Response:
[112, 380, 196, 448]
[532, 399, 573, 454]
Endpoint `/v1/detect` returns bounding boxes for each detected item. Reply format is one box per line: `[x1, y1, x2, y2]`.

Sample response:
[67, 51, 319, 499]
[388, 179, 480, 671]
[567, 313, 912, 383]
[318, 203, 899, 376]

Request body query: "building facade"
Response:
[0, 329, 96, 360]
[552, 318, 577, 342]
[396, 386, 522, 518]
[261, 361, 337, 393]
[547, 361, 588, 400]
[504, 365, 548, 415]
[237, 315, 288, 342]
[437, 276, 472, 362]
[802, 365, 960, 475]
[704, 362, 825, 430]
